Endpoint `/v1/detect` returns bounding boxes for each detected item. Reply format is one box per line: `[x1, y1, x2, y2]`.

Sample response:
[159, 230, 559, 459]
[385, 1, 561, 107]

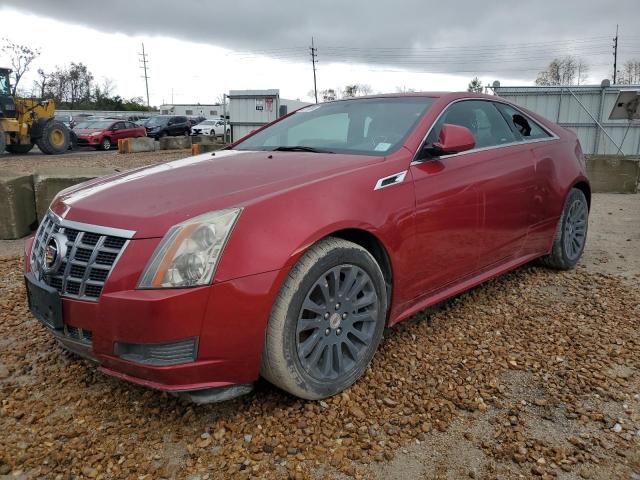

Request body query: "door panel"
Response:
[474, 145, 536, 269]
[407, 157, 482, 299]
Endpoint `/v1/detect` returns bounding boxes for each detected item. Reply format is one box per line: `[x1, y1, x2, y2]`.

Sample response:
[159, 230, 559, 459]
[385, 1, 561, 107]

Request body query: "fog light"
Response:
[114, 337, 198, 366]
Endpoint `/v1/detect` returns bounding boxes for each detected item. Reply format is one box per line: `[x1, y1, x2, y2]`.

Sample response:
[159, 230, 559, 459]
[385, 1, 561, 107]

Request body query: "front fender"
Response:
[214, 156, 415, 289]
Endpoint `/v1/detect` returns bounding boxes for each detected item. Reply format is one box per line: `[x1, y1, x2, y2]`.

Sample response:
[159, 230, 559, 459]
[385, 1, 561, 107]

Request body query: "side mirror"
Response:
[430, 123, 476, 156]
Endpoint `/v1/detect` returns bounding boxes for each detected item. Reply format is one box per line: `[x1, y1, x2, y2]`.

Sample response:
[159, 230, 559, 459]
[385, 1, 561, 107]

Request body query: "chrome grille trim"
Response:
[30, 211, 132, 302]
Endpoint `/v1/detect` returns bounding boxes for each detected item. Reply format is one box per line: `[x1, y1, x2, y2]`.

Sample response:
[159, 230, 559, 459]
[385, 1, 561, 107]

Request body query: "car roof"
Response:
[324, 91, 498, 103]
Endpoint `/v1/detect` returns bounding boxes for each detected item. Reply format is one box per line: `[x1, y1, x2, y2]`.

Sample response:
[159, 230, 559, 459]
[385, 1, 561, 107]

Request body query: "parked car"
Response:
[74, 119, 146, 150]
[188, 115, 206, 127]
[144, 115, 191, 139]
[54, 114, 75, 129]
[191, 118, 229, 137]
[24, 93, 589, 403]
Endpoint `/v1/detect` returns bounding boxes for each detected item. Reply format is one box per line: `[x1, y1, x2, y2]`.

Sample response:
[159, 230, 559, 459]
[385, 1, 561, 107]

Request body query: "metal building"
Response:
[493, 82, 640, 156]
[227, 90, 310, 141]
[159, 103, 224, 117]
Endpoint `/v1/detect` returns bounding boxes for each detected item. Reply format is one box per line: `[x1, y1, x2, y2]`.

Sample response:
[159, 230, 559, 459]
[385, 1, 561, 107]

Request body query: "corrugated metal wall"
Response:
[493, 85, 640, 156]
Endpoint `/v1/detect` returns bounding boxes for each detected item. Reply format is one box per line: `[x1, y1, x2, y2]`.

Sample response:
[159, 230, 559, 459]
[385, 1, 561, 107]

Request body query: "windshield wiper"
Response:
[272, 146, 335, 154]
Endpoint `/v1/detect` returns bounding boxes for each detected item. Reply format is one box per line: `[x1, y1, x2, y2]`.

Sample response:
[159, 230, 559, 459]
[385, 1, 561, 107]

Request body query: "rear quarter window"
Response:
[496, 103, 552, 140]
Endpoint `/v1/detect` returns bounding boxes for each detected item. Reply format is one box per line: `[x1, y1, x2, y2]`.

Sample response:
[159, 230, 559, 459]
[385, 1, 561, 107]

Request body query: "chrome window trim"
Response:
[49, 210, 136, 239]
[374, 170, 408, 190]
[411, 97, 560, 165]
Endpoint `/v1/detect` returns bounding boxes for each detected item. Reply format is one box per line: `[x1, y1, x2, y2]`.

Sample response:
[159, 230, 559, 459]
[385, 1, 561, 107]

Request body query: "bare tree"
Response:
[535, 56, 589, 86]
[396, 86, 416, 93]
[619, 59, 640, 85]
[467, 77, 483, 93]
[341, 84, 372, 98]
[320, 88, 338, 101]
[32, 68, 49, 99]
[1, 38, 40, 95]
[100, 77, 116, 98]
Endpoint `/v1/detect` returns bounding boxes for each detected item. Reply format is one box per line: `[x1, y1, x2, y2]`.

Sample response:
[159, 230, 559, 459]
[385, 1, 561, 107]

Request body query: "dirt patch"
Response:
[0, 149, 191, 175]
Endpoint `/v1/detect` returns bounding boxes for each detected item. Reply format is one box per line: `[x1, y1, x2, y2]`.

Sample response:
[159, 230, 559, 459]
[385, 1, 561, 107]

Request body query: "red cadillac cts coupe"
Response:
[24, 93, 590, 402]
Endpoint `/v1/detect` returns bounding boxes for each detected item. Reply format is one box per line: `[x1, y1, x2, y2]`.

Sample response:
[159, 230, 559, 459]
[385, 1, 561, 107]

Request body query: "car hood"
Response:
[51, 149, 382, 238]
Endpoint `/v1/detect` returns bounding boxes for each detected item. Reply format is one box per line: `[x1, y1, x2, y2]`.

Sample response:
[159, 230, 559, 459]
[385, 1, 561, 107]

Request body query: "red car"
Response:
[74, 119, 146, 150]
[24, 93, 589, 402]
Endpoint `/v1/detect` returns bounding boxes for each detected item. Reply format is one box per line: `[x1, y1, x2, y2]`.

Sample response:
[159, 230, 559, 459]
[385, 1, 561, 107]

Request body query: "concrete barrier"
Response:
[33, 169, 113, 222]
[0, 173, 36, 239]
[118, 137, 158, 154]
[190, 135, 222, 146]
[191, 143, 225, 155]
[586, 156, 639, 193]
[159, 136, 192, 150]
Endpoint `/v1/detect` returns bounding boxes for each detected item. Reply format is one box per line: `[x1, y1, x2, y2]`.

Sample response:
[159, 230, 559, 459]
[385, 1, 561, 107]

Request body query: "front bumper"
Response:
[76, 135, 101, 146]
[24, 236, 281, 398]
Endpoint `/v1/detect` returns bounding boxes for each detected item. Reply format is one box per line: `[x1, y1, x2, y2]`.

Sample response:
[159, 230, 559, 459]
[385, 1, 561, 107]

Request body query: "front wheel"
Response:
[100, 137, 112, 151]
[261, 238, 387, 400]
[36, 120, 69, 155]
[538, 188, 589, 270]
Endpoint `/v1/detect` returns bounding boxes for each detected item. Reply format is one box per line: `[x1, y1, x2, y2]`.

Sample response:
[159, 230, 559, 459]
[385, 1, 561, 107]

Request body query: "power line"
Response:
[139, 42, 150, 107]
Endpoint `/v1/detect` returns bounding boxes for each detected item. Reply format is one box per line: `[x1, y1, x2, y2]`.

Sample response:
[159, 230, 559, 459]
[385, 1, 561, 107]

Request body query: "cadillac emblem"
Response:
[42, 233, 67, 275]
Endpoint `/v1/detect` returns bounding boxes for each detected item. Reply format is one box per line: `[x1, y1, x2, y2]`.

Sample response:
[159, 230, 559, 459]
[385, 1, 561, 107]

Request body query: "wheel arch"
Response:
[572, 180, 591, 210]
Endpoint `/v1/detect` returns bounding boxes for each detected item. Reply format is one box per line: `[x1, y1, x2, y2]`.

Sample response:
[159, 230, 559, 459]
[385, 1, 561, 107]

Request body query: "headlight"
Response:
[89, 132, 101, 137]
[137, 208, 242, 289]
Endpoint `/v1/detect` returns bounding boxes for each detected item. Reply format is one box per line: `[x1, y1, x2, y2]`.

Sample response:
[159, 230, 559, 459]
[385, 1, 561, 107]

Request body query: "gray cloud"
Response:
[3, 0, 638, 80]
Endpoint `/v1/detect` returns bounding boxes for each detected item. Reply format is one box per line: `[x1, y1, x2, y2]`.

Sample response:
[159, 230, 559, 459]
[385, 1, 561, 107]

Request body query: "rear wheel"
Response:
[0, 126, 6, 153]
[538, 188, 588, 270]
[261, 238, 387, 400]
[5, 143, 34, 154]
[36, 120, 69, 155]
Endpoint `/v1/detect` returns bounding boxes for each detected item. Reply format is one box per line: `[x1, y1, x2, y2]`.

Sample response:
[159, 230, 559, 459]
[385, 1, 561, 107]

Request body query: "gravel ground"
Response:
[0, 193, 638, 479]
[0, 149, 191, 175]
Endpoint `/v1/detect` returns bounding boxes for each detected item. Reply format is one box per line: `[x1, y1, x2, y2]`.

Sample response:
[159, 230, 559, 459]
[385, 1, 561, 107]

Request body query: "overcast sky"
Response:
[1, 1, 638, 107]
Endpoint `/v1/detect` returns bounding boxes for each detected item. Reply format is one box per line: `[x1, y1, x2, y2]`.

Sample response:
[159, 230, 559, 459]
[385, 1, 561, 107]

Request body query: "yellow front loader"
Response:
[1, 67, 70, 155]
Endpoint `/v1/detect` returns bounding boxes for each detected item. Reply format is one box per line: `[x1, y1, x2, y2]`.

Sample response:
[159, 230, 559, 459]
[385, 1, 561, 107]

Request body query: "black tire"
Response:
[5, 143, 34, 154]
[538, 188, 589, 270]
[261, 238, 387, 400]
[100, 137, 112, 151]
[36, 120, 70, 155]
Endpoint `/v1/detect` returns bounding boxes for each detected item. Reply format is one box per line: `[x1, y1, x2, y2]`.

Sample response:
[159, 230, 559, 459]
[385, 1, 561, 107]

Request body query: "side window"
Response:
[496, 103, 551, 140]
[112, 122, 125, 130]
[426, 100, 516, 150]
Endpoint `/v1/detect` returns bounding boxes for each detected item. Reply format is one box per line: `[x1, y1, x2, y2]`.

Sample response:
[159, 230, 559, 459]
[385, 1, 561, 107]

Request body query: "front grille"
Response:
[30, 212, 129, 301]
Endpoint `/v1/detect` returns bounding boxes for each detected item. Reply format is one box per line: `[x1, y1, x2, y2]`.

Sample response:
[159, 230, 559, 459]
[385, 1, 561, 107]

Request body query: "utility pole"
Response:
[139, 42, 150, 107]
[613, 25, 619, 84]
[310, 37, 318, 104]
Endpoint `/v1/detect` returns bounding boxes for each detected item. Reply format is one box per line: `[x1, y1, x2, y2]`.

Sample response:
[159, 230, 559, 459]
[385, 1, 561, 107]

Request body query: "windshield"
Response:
[198, 120, 216, 125]
[76, 120, 113, 129]
[145, 116, 168, 127]
[0, 73, 10, 95]
[234, 97, 434, 156]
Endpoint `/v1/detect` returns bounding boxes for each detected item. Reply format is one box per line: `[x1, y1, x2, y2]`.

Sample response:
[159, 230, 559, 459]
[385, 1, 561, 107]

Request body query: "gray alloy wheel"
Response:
[538, 188, 589, 270]
[101, 137, 111, 150]
[261, 238, 387, 400]
[296, 264, 379, 381]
